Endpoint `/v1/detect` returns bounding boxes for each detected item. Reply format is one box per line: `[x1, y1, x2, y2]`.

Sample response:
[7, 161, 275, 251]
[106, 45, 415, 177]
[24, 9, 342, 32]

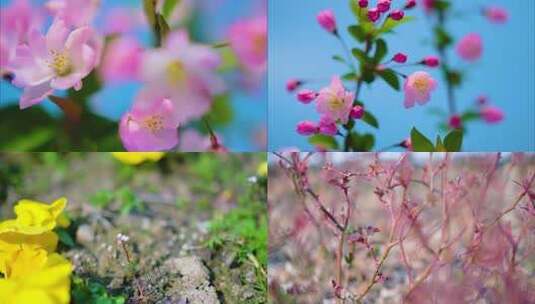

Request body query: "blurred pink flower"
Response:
[317, 10, 337, 33]
[0, 0, 43, 70]
[228, 15, 267, 74]
[480, 106, 504, 123]
[393, 52, 408, 63]
[178, 129, 216, 152]
[448, 114, 462, 129]
[350, 105, 364, 119]
[296, 89, 317, 104]
[119, 93, 179, 151]
[100, 37, 143, 83]
[485, 6, 508, 24]
[318, 116, 338, 136]
[421, 0, 435, 13]
[103, 8, 144, 35]
[377, 0, 392, 13]
[141, 30, 225, 124]
[45, 0, 100, 27]
[296, 121, 318, 136]
[422, 55, 440, 67]
[403, 71, 437, 108]
[456, 33, 483, 62]
[286, 79, 302, 92]
[316, 76, 354, 124]
[9, 18, 101, 109]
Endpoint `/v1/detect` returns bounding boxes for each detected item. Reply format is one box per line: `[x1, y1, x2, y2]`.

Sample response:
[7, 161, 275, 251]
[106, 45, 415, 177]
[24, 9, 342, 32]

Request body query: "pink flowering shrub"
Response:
[286, 0, 508, 152]
[269, 152, 535, 303]
[0, 0, 267, 151]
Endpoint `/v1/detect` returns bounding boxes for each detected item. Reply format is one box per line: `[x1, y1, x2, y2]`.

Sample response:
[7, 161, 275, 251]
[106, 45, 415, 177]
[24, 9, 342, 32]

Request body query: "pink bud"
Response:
[350, 105, 365, 119]
[422, 56, 440, 67]
[448, 114, 462, 129]
[480, 106, 504, 124]
[318, 116, 338, 136]
[485, 6, 508, 24]
[377, 0, 391, 13]
[404, 0, 417, 9]
[389, 10, 404, 21]
[297, 121, 319, 135]
[456, 33, 483, 62]
[358, 0, 368, 8]
[317, 10, 337, 33]
[367, 7, 380, 22]
[297, 89, 317, 104]
[286, 79, 301, 92]
[401, 138, 412, 151]
[393, 53, 408, 63]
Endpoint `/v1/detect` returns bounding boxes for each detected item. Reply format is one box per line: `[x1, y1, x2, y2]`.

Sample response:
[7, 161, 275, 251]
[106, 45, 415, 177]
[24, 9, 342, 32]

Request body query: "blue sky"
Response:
[268, 0, 534, 151]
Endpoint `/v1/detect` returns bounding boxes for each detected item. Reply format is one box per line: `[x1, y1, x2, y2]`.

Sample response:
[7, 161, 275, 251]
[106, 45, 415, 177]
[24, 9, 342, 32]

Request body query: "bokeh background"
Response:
[0, 0, 267, 151]
[269, 0, 535, 151]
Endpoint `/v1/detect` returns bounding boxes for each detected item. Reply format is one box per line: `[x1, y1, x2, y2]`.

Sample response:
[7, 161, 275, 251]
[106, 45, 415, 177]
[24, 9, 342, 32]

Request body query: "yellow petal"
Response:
[111, 152, 165, 165]
[0, 198, 67, 235]
[257, 161, 268, 177]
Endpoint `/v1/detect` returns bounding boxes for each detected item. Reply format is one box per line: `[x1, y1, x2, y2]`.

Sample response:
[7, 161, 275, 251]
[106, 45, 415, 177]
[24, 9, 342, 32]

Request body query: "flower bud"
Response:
[404, 0, 417, 9]
[448, 114, 462, 129]
[317, 10, 337, 33]
[422, 56, 440, 67]
[286, 79, 302, 92]
[296, 121, 319, 135]
[350, 105, 365, 119]
[393, 52, 408, 63]
[389, 10, 404, 21]
[377, 0, 391, 13]
[297, 89, 317, 104]
[318, 116, 338, 136]
[358, 0, 368, 8]
[367, 7, 380, 22]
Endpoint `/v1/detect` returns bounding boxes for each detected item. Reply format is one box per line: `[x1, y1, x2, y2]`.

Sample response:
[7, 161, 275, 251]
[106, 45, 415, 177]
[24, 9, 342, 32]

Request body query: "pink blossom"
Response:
[421, 0, 435, 13]
[456, 33, 483, 62]
[297, 89, 317, 104]
[422, 56, 440, 67]
[99, 37, 143, 83]
[316, 76, 354, 124]
[403, 71, 437, 108]
[393, 53, 408, 63]
[484, 6, 508, 24]
[178, 129, 218, 152]
[318, 116, 338, 136]
[45, 0, 100, 27]
[317, 10, 337, 33]
[286, 79, 302, 92]
[228, 15, 267, 74]
[296, 121, 318, 136]
[367, 7, 380, 22]
[389, 10, 404, 21]
[350, 105, 364, 119]
[141, 30, 224, 124]
[119, 93, 179, 151]
[358, 0, 368, 8]
[8, 18, 101, 109]
[405, 0, 417, 9]
[377, 0, 391, 13]
[448, 114, 462, 129]
[103, 8, 144, 35]
[480, 106, 504, 123]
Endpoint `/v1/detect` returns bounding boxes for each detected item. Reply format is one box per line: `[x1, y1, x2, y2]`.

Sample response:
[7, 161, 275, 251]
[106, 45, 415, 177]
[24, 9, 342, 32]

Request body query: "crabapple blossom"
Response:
[421, 0, 435, 13]
[367, 7, 380, 22]
[297, 89, 317, 104]
[480, 106, 504, 123]
[178, 129, 216, 151]
[45, 0, 100, 28]
[228, 15, 267, 74]
[405, 0, 417, 9]
[393, 53, 408, 63]
[99, 36, 143, 83]
[286, 79, 301, 92]
[316, 76, 354, 124]
[350, 105, 364, 119]
[484, 6, 508, 24]
[318, 116, 338, 136]
[448, 114, 462, 129]
[297, 121, 319, 136]
[8, 18, 101, 109]
[317, 10, 337, 33]
[422, 56, 440, 67]
[358, 0, 368, 8]
[389, 10, 404, 21]
[119, 92, 179, 151]
[377, 0, 391, 13]
[456, 33, 483, 62]
[141, 30, 224, 123]
[403, 71, 437, 108]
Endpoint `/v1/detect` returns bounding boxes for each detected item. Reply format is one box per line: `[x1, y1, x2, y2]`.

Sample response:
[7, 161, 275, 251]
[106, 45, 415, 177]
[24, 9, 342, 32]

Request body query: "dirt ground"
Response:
[0, 152, 267, 304]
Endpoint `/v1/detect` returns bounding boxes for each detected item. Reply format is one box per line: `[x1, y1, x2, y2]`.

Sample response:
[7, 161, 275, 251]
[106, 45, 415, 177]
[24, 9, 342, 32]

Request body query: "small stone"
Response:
[76, 224, 95, 246]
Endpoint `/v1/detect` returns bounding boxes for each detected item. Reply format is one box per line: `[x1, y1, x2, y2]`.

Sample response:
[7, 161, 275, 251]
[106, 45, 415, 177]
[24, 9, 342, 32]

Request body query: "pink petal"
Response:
[19, 81, 54, 109]
[50, 72, 83, 89]
[46, 18, 70, 51]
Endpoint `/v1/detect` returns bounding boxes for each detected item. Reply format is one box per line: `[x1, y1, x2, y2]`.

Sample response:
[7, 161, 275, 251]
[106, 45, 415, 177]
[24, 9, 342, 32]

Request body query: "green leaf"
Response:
[444, 130, 463, 152]
[162, 0, 181, 20]
[348, 25, 367, 42]
[203, 94, 233, 127]
[461, 111, 480, 122]
[410, 127, 435, 152]
[156, 13, 171, 42]
[342, 72, 358, 81]
[361, 111, 379, 128]
[143, 0, 157, 26]
[56, 228, 75, 248]
[435, 135, 447, 152]
[379, 16, 415, 34]
[90, 190, 115, 208]
[332, 55, 346, 63]
[377, 69, 400, 91]
[308, 134, 339, 150]
[351, 48, 369, 65]
[347, 132, 375, 151]
[373, 39, 387, 63]
[433, 26, 452, 50]
[2, 127, 55, 151]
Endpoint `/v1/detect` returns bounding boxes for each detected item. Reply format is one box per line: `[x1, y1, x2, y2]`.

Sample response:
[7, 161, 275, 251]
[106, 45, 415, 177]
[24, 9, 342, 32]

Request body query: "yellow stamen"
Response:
[413, 77, 430, 93]
[166, 60, 186, 83]
[143, 115, 164, 133]
[48, 50, 72, 77]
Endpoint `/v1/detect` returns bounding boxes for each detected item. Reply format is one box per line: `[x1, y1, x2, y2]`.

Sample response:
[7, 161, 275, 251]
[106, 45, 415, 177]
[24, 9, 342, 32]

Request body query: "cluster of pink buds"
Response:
[358, 0, 416, 23]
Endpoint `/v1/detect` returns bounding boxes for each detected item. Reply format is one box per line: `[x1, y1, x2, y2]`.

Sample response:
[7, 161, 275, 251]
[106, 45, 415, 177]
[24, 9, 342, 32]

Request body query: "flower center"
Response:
[413, 77, 430, 93]
[143, 115, 164, 133]
[328, 97, 345, 111]
[49, 50, 72, 77]
[253, 33, 266, 55]
[166, 60, 186, 84]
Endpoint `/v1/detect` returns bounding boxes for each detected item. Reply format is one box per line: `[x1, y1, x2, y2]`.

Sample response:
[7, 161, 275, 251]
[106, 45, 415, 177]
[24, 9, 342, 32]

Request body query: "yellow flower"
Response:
[257, 161, 268, 177]
[0, 250, 72, 304]
[0, 232, 59, 275]
[0, 197, 67, 235]
[111, 152, 165, 165]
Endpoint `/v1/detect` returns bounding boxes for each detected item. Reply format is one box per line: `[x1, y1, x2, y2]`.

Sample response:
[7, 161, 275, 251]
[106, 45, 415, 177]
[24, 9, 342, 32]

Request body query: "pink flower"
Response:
[297, 89, 317, 104]
[448, 114, 462, 129]
[317, 10, 337, 33]
[422, 56, 440, 67]
[45, 0, 100, 27]
[228, 15, 267, 74]
[393, 53, 408, 63]
[358, 0, 368, 8]
[403, 71, 437, 108]
[141, 30, 224, 124]
[456, 33, 483, 62]
[377, 0, 391, 13]
[389, 10, 404, 21]
[178, 129, 218, 152]
[99, 37, 143, 83]
[367, 7, 380, 22]
[296, 121, 318, 136]
[350, 105, 364, 119]
[8, 18, 101, 109]
[421, 0, 435, 13]
[484, 6, 508, 24]
[318, 116, 338, 136]
[119, 93, 179, 151]
[405, 0, 417, 9]
[480, 106, 504, 123]
[103, 8, 144, 35]
[286, 79, 302, 92]
[316, 76, 354, 124]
